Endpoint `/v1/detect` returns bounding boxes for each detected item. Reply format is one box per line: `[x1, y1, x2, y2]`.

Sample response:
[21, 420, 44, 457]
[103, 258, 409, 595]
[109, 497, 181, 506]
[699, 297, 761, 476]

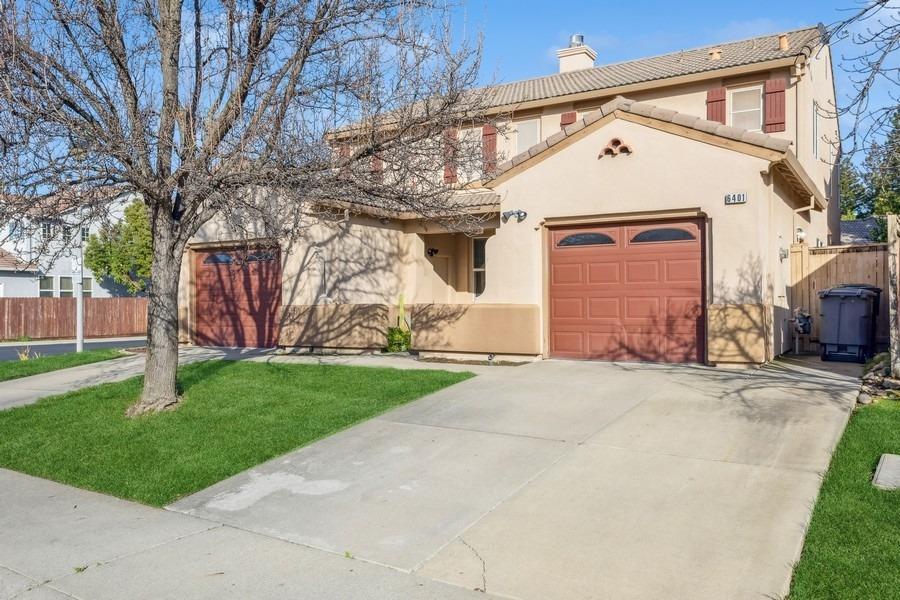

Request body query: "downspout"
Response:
[766, 166, 776, 362]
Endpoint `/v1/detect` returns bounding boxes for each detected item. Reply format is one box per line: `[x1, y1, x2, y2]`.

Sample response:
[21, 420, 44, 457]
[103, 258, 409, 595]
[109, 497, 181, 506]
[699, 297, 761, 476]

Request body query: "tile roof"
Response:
[491, 96, 793, 179]
[482, 26, 822, 109]
[841, 217, 880, 244]
[0, 248, 34, 272]
[333, 189, 500, 220]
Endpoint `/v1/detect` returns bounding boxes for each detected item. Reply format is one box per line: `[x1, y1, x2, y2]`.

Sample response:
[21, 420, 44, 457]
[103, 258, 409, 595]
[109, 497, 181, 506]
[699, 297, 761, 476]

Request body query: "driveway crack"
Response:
[459, 537, 487, 593]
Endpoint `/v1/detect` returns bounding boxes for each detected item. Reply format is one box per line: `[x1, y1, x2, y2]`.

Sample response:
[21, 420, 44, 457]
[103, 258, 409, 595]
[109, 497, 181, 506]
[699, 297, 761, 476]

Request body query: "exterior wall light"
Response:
[502, 209, 527, 223]
[426, 248, 439, 257]
[795, 228, 806, 243]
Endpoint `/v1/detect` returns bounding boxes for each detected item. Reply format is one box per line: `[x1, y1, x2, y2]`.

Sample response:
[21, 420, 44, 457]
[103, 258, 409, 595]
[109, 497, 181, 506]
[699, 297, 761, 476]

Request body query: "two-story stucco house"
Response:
[0, 193, 137, 298]
[180, 25, 840, 366]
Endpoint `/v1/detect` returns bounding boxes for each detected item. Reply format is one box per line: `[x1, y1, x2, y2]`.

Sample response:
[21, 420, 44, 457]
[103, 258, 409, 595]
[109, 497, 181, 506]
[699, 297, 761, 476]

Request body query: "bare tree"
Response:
[822, 0, 899, 156]
[0, 0, 495, 415]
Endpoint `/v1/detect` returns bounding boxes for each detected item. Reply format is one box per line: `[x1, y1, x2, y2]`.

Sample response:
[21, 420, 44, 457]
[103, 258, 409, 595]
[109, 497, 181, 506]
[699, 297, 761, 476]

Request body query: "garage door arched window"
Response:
[245, 251, 276, 262]
[630, 228, 696, 244]
[203, 252, 234, 264]
[557, 232, 615, 247]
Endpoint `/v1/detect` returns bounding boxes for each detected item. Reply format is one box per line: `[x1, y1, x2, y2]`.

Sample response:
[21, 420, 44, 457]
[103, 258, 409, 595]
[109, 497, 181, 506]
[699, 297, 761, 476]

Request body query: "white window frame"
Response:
[7, 220, 23, 240]
[39, 276, 54, 297]
[81, 227, 90, 244]
[59, 276, 73, 298]
[82, 277, 93, 298]
[471, 237, 487, 298]
[41, 221, 53, 241]
[515, 119, 540, 155]
[727, 84, 764, 133]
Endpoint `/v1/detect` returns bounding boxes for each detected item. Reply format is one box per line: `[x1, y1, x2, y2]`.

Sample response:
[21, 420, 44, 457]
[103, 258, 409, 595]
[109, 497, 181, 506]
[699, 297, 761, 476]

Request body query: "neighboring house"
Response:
[0, 249, 39, 298]
[180, 25, 840, 366]
[841, 217, 879, 245]
[0, 193, 136, 298]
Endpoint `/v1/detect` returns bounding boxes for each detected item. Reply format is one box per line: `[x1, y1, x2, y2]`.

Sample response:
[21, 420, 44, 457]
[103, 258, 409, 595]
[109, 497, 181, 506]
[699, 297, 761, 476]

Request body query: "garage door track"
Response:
[171, 356, 859, 600]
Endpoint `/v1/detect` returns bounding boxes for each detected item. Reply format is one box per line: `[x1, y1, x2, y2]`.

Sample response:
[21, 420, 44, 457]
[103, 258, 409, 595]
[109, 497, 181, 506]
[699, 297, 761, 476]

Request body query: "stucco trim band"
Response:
[411, 303, 541, 355]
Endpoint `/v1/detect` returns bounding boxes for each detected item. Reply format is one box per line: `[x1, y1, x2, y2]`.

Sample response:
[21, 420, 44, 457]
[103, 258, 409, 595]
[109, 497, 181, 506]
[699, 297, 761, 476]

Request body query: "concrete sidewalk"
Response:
[0, 349, 510, 411]
[0, 469, 492, 600]
[0, 347, 261, 410]
[0, 336, 145, 348]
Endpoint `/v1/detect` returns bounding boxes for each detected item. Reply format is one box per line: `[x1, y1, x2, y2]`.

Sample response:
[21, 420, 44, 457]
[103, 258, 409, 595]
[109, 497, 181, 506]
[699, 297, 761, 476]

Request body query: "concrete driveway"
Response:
[172, 356, 859, 600]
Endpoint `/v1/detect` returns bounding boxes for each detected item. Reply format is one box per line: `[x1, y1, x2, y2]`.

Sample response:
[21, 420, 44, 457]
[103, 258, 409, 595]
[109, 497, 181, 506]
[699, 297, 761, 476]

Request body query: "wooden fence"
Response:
[790, 242, 890, 348]
[0, 297, 148, 340]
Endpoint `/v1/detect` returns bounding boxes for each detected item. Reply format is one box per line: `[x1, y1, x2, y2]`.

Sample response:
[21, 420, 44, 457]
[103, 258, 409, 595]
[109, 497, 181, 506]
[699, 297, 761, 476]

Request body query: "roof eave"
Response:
[775, 151, 827, 212]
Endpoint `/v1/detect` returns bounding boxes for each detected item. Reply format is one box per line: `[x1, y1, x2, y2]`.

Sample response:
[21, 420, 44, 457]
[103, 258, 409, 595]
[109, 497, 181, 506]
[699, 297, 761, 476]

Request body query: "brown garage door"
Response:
[194, 247, 282, 348]
[548, 219, 704, 362]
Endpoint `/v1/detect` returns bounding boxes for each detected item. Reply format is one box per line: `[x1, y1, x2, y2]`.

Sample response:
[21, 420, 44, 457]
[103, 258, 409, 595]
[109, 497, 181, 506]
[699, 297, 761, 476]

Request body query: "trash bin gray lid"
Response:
[818, 286, 879, 299]
[836, 283, 882, 293]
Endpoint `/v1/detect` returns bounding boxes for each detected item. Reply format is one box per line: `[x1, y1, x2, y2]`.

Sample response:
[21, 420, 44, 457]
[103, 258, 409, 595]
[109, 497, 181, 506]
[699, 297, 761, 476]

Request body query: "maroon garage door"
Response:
[194, 247, 282, 348]
[548, 219, 704, 362]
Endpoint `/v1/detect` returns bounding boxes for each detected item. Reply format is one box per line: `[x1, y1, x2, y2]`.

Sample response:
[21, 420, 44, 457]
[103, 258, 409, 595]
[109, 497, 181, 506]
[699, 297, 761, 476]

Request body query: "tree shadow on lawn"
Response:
[0, 359, 470, 506]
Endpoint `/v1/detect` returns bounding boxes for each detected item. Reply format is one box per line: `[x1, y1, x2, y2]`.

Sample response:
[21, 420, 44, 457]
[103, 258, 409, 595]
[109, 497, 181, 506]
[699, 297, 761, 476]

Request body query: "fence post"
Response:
[888, 215, 900, 377]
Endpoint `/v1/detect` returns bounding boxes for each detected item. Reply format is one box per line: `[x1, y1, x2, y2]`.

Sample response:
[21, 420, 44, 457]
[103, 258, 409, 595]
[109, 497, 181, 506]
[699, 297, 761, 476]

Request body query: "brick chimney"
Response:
[557, 34, 597, 73]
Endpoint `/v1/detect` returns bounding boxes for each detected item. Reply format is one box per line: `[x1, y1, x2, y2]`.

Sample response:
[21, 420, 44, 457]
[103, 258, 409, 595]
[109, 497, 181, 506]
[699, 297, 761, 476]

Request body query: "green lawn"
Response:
[0, 348, 125, 382]
[0, 360, 471, 506]
[789, 399, 900, 599]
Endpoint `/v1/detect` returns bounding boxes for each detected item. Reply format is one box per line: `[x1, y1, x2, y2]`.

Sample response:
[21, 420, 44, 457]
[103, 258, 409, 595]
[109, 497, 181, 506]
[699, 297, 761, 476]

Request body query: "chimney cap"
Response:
[569, 33, 585, 48]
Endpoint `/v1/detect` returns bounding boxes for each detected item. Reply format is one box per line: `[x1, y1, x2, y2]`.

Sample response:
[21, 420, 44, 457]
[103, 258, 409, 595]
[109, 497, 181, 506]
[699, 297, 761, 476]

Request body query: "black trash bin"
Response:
[818, 285, 881, 362]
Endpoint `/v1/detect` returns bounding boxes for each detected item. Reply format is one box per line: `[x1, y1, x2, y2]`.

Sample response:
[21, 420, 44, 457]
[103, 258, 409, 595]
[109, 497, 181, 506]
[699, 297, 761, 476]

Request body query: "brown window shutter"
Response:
[764, 78, 787, 133]
[482, 124, 497, 176]
[371, 155, 383, 183]
[706, 87, 726, 124]
[559, 111, 577, 129]
[338, 143, 350, 178]
[443, 128, 458, 184]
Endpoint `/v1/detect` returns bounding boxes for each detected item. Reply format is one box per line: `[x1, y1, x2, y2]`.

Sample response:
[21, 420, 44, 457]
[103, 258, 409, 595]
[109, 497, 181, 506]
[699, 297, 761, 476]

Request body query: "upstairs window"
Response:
[7, 221, 23, 240]
[41, 221, 53, 241]
[81, 228, 90, 243]
[515, 119, 540, 155]
[728, 85, 763, 132]
[82, 277, 93, 298]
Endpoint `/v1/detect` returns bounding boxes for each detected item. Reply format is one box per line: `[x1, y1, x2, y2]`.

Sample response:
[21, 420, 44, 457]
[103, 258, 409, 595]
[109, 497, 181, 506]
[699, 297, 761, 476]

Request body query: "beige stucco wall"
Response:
[411, 303, 541, 355]
[488, 116, 813, 362]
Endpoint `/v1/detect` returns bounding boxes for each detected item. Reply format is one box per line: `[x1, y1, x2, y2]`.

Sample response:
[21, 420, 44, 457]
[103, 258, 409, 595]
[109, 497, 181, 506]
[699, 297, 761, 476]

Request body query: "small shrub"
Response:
[386, 327, 411, 353]
[16, 346, 42, 361]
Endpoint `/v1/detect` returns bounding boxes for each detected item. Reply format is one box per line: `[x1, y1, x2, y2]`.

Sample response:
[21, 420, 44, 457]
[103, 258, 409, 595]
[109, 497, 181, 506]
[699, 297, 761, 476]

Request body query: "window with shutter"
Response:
[515, 120, 539, 155]
[728, 85, 764, 132]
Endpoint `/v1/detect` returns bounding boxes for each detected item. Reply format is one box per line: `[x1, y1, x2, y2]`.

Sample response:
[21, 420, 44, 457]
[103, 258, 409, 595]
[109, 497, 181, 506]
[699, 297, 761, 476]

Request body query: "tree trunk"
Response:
[127, 215, 184, 416]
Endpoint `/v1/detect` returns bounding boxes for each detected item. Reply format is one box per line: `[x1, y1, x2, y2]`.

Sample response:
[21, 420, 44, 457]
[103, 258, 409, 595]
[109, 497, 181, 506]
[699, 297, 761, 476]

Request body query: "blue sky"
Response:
[463, 1, 849, 83]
